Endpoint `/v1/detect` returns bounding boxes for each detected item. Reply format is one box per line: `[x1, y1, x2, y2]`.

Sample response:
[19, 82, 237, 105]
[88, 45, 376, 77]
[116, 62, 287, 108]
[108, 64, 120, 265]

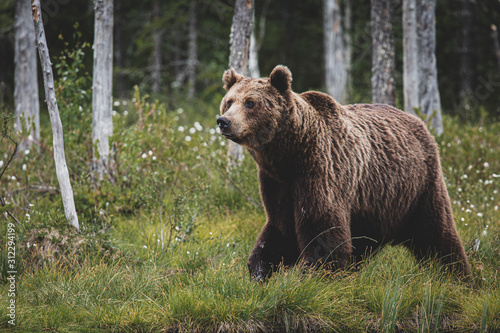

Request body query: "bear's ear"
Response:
[223, 68, 244, 90]
[269, 65, 292, 94]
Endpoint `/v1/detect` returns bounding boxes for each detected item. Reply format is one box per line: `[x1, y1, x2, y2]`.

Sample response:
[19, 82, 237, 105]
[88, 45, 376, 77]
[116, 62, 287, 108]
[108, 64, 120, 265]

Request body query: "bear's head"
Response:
[217, 65, 293, 149]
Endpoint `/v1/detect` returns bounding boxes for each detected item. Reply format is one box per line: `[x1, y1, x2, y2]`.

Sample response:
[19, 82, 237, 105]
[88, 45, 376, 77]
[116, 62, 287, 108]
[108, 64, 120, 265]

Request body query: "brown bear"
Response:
[217, 65, 470, 281]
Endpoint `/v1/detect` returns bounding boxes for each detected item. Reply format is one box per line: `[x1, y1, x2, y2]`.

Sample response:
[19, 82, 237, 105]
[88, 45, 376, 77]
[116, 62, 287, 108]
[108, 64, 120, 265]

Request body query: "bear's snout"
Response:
[217, 116, 231, 130]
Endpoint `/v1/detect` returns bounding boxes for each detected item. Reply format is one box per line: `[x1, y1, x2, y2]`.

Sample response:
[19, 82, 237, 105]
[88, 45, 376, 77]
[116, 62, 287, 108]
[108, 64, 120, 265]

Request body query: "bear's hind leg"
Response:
[404, 187, 470, 276]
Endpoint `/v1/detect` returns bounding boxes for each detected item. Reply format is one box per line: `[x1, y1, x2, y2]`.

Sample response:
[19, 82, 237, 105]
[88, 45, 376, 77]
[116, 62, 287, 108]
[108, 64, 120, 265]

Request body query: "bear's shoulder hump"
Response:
[300, 91, 343, 117]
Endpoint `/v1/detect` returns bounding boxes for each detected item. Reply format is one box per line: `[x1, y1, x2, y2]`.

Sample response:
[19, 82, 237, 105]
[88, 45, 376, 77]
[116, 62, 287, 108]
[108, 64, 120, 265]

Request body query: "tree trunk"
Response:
[14, 0, 39, 145]
[92, 0, 114, 181]
[403, 0, 419, 115]
[418, 0, 443, 135]
[324, 0, 346, 103]
[248, 29, 260, 78]
[370, 0, 396, 106]
[227, 0, 253, 167]
[458, 0, 474, 104]
[343, 0, 352, 98]
[186, 0, 197, 98]
[491, 25, 500, 73]
[32, 0, 79, 231]
[152, 0, 162, 94]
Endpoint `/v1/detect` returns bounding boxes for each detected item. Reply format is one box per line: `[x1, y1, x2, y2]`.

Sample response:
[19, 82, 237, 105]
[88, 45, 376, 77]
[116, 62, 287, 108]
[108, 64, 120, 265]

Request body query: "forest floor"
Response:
[0, 91, 499, 332]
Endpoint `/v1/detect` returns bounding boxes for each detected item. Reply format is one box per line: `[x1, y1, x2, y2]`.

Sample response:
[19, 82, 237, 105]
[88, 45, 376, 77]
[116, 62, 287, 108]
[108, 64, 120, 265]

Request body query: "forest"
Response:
[0, 0, 499, 331]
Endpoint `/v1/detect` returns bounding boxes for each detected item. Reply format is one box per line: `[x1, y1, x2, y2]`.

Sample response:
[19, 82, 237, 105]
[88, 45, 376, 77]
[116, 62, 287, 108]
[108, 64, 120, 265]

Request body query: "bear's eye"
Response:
[245, 100, 255, 109]
[226, 100, 233, 109]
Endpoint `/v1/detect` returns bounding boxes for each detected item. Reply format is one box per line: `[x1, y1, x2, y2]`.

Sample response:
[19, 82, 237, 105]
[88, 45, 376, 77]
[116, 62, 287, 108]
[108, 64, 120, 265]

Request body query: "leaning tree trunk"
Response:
[227, 0, 253, 167]
[14, 0, 39, 145]
[418, 0, 443, 135]
[324, 0, 347, 103]
[32, 0, 79, 231]
[92, 0, 114, 181]
[370, 0, 396, 106]
[403, 0, 419, 115]
[186, 0, 198, 98]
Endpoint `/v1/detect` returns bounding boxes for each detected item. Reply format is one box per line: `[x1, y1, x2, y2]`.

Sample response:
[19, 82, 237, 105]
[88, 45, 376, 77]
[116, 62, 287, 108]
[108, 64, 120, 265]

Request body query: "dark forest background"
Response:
[1, 0, 500, 120]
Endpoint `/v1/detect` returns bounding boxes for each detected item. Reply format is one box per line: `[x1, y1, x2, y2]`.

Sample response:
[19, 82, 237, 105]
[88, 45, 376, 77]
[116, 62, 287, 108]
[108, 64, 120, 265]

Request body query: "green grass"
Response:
[1, 91, 499, 332]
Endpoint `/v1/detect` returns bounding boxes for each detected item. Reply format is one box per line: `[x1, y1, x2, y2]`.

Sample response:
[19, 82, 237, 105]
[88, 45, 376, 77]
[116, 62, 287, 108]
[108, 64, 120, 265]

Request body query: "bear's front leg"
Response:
[294, 180, 353, 270]
[248, 172, 300, 281]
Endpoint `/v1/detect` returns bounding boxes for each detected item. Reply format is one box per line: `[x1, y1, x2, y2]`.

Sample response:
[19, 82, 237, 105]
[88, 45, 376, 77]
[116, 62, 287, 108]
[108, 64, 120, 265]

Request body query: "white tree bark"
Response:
[14, 0, 39, 145]
[227, 0, 253, 167]
[248, 29, 260, 78]
[418, 0, 443, 135]
[92, 0, 114, 179]
[403, 0, 419, 115]
[324, 0, 346, 103]
[32, 0, 79, 231]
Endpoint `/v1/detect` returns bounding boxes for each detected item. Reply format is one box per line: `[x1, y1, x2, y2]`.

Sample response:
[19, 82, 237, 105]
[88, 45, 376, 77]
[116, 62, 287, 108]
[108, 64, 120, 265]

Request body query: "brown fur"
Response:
[218, 65, 470, 281]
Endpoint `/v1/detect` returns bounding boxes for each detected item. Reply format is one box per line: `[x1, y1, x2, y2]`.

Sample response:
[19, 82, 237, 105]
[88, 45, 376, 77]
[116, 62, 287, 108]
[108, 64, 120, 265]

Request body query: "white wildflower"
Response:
[113, 101, 120, 106]
[194, 121, 203, 131]
[177, 108, 184, 114]
[177, 126, 185, 132]
[189, 127, 196, 134]
[148, 150, 153, 156]
[24, 149, 30, 155]
[141, 153, 147, 158]
[483, 162, 489, 168]
[185, 136, 192, 142]
[22, 164, 27, 171]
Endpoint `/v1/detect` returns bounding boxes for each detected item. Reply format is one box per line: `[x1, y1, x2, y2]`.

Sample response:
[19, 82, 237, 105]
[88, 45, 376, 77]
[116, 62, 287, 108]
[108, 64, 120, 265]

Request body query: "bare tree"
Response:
[92, 0, 114, 180]
[403, 0, 419, 115]
[152, 0, 162, 94]
[14, 0, 39, 146]
[370, 0, 396, 106]
[324, 0, 347, 103]
[418, 0, 443, 135]
[186, 0, 198, 98]
[32, 0, 79, 230]
[226, 0, 253, 166]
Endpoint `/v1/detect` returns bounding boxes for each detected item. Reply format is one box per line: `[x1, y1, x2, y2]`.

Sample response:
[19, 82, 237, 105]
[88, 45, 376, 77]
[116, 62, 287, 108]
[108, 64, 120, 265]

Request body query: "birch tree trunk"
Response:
[152, 0, 162, 94]
[14, 0, 39, 145]
[248, 29, 260, 78]
[370, 0, 396, 106]
[186, 0, 197, 98]
[92, 0, 114, 180]
[403, 0, 419, 115]
[227, 0, 253, 167]
[418, 0, 443, 135]
[32, 0, 79, 231]
[324, 0, 346, 103]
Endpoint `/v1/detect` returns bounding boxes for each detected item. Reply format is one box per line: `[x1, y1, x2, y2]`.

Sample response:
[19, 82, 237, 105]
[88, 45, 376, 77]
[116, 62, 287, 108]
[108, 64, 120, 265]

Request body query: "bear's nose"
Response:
[217, 116, 231, 130]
